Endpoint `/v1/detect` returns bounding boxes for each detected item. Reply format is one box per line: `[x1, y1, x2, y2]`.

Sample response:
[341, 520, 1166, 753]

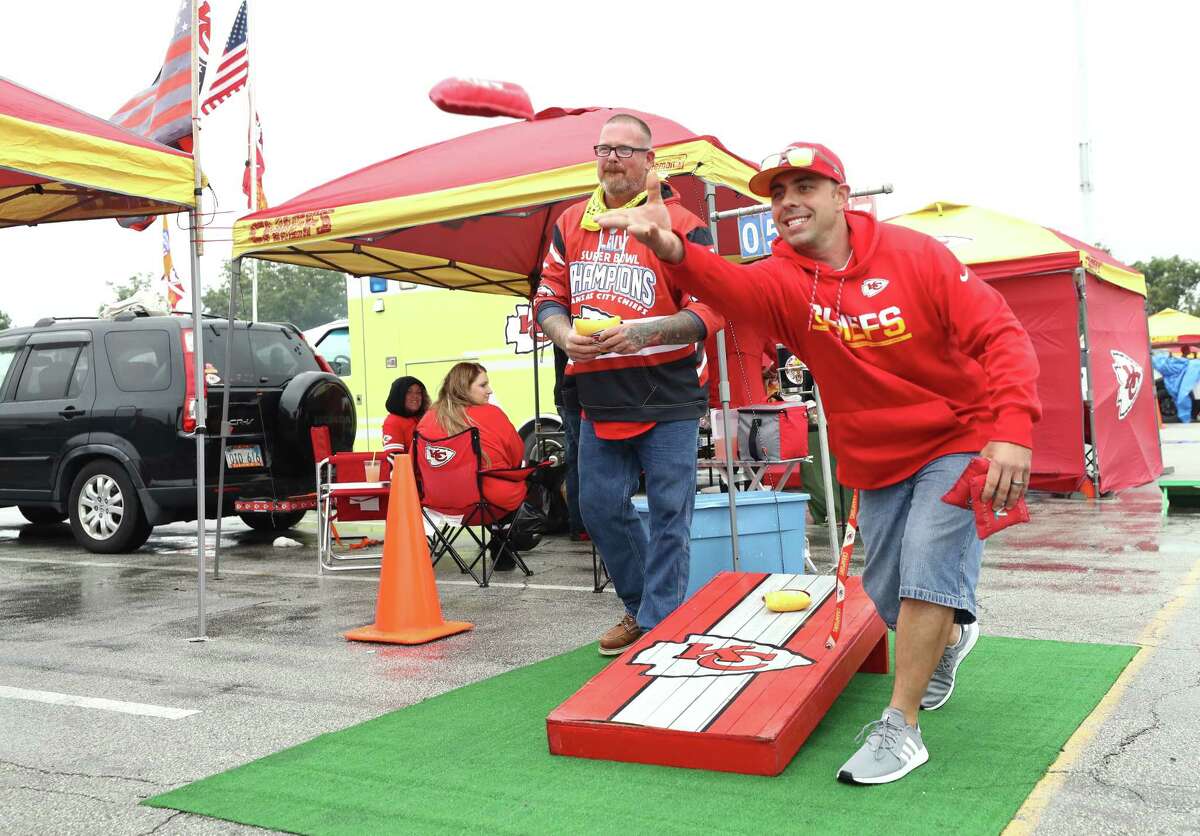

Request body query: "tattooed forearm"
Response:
[538, 313, 572, 350]
[625, 311, 706, 349]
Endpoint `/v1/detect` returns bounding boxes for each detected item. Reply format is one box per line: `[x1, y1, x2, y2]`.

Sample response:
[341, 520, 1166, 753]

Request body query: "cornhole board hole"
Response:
[547, 572, 887, 776]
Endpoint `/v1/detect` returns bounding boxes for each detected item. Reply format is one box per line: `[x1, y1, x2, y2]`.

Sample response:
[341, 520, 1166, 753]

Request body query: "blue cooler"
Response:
[632, 491, 809, 599]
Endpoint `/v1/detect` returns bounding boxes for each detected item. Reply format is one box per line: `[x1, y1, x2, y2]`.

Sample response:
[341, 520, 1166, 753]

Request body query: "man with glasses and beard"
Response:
[533, 113, 721, 656]
[593, 142, 1040, 786]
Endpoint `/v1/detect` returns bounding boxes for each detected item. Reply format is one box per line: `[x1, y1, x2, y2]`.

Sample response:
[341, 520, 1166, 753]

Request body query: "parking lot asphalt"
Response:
[2, 481, 1199, 835]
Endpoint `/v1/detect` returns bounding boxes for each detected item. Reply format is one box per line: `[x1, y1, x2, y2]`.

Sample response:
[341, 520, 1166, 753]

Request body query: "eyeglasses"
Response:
[594, 144, 650, 159]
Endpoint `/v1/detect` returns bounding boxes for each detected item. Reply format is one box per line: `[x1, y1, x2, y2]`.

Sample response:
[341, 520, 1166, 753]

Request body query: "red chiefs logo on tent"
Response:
[630, 633, 814, 678]
[1110, 349, 1143, 421]
[425, 445, 456, 467]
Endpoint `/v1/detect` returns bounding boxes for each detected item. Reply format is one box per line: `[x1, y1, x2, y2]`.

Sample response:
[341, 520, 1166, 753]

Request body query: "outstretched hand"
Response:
[594, 171, 685, 263]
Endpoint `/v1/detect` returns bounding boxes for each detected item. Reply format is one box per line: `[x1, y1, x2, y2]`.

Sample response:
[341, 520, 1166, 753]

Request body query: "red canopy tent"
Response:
[231, 106, 761, 284]
[890, 203, 1162, 494]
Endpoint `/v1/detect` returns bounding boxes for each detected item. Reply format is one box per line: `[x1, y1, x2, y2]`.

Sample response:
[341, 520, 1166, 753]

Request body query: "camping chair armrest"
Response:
[481, 465, 538, 483]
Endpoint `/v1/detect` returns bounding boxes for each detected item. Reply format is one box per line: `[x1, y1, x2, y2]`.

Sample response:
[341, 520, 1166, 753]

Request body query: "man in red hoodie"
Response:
[596, 143, 1040, 785]
[533, 113, 722, 656]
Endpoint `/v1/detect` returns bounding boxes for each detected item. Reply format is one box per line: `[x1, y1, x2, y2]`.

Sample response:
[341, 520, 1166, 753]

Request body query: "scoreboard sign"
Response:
[547, 572, 888, 775]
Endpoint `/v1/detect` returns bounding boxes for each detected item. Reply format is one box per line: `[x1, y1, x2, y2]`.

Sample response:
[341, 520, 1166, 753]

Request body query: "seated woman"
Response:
[382, 375, 430, 455]
[417, 362, 527, 517]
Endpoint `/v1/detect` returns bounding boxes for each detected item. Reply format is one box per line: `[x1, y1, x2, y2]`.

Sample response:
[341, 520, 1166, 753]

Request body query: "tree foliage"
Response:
[0, 309, 10, 331]
[1136, 256, 1200, 316]
[203, 261, 347, 330]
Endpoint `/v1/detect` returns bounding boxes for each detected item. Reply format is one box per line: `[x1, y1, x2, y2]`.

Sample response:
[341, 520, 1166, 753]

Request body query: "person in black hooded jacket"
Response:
[382, 375, 430, 454]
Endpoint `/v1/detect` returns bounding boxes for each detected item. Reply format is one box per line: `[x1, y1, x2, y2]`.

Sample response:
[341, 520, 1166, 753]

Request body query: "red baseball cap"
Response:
[748, 142, 846, 197]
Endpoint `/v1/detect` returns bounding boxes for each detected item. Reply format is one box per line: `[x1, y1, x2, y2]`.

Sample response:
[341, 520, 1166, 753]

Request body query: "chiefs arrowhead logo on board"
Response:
[425, 445, 456, 467]
[1110, 349, 1143, 420]
[631, 633, 814, 677]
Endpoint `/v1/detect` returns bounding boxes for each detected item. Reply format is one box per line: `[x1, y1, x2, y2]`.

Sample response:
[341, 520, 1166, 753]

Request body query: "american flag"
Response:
[202, 1, 249, 115]
[162, 217, 187, 312]
[243, 111, 268, 210]
[112, 0, 210, 148]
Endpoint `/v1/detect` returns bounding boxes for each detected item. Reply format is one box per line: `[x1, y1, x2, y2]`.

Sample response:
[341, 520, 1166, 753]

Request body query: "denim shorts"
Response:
[857, 453, 984, 629]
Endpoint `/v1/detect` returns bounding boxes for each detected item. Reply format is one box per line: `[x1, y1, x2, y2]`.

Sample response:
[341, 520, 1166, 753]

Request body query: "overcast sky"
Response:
[3, 0, 1197, 327]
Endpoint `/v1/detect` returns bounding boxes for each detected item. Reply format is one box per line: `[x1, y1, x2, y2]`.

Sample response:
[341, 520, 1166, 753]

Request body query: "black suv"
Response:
[0, 314, 355, 553]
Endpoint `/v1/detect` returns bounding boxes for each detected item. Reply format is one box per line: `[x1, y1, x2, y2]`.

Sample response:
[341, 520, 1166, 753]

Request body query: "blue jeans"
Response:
[557, 405, 584, 535]
[579, 418, 699, 630]
[857, 453, 984, 629]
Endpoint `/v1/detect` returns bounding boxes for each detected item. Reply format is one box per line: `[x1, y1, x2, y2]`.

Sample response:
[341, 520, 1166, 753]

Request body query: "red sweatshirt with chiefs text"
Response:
[664, 211, 1041, 490]
[533, 188, 722, 423]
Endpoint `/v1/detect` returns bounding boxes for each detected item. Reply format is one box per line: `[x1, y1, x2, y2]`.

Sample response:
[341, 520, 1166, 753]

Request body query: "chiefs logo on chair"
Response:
[425, 445, 456, 467]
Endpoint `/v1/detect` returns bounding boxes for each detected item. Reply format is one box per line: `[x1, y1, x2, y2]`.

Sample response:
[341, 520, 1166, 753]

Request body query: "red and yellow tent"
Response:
[890, 203, 1161, 495]
[232, 106, 760, 296]
[1149, 308, 1200, 350]
[0, 77, 195, 228]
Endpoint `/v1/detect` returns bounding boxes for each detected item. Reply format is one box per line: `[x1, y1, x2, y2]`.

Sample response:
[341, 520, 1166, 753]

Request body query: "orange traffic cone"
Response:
[344, 454, 473, 645]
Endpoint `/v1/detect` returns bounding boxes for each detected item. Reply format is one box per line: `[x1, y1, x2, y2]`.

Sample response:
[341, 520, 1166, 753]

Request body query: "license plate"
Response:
[225, 444, 264, 469]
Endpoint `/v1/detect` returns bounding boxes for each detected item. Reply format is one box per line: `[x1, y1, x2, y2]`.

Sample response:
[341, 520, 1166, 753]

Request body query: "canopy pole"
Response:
[705, 182, 740, 571]
[812, 382, 841, 569]
[709, 184, 892, 223]
[213, 258, 241, 579]
[1076, 267, 1101, 496]
[188, 0, 209, 642]
[247, 0, 260, 321]
[532, 306, 541, 453]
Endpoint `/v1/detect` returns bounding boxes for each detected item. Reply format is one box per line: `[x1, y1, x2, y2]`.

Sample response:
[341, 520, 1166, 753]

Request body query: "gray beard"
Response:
[602, 171, 643, 203]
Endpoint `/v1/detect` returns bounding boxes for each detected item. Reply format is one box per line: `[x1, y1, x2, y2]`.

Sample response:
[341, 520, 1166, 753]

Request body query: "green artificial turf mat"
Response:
[146, 636, 1135, 835]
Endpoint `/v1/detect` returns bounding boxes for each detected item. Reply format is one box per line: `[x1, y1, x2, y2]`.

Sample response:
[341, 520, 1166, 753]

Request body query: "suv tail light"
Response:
[313, 353, 335, 374]
[180, 327, 207, 432]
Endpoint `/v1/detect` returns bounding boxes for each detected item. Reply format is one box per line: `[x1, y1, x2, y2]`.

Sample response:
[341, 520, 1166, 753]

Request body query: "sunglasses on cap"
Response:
[759, 146, 843, 180]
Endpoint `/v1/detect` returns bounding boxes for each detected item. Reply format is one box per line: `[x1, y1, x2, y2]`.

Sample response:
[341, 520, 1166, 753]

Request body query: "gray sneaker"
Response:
[837, 707, 928, 785]
[921, 621, 980, 711]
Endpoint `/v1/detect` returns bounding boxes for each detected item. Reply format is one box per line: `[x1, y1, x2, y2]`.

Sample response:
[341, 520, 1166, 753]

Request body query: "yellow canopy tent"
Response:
[888, 202, 1160, 495]
[0, 77, 194, 228]
[889, 202, 1145, 296]
[1148, 308, 1200, 348]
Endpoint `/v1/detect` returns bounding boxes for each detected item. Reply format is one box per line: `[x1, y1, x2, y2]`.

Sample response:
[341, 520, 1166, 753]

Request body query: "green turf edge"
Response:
[143, 637, 1138, 836]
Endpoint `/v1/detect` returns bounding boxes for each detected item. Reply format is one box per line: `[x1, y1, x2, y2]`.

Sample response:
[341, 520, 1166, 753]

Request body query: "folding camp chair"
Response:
[412, 427, 544, 587]
[312, 426, 392, 574]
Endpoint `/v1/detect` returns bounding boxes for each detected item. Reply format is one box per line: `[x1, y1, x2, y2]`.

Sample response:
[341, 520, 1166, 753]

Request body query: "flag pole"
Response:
[188, 0, 210, 642]
[247, 0, 260, 321]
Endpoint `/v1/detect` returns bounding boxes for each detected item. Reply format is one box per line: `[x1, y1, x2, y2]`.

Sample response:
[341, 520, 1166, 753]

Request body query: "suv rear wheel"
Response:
[68, 461, 153, 553]
[18, 506, 67, 525]
[239, 510, 307, 532]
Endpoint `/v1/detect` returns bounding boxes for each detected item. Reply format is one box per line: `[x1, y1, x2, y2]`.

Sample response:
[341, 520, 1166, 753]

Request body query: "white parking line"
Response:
[0, 685, 198, 719]
[0, 555, 604, 593]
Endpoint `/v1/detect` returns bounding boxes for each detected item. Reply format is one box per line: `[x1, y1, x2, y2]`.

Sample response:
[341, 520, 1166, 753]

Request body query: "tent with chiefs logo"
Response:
[890, 202, 1161, 494]
[229, 106, 760, 291]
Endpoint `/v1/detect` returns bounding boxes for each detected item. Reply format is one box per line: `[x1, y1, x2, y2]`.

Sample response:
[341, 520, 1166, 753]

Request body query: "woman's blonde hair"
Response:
[432, 362, 489, 462]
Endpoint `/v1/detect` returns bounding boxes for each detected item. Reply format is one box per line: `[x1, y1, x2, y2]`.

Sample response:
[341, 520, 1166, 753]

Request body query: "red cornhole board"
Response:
[547, 572, 888, 776]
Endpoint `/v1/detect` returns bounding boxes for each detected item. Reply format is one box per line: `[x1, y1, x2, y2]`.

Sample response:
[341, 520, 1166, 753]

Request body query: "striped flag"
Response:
[112, 0, 210, 148]
[162, 217, 187, 312]
[242, 111, 268, 209]
[112, 0, 209, 231]
[202, 1, 249, 115]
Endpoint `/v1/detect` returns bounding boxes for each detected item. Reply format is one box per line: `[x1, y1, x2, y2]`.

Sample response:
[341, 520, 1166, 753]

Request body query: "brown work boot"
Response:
[598, 614, 643, 656]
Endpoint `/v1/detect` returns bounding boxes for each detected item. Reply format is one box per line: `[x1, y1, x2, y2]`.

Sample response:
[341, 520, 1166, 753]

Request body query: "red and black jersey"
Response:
[533, 186, 722, 423]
